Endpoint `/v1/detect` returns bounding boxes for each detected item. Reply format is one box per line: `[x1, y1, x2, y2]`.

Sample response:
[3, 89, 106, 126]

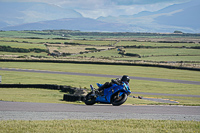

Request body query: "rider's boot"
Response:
[90, 85, 96, 96]
[99, 90, 104, 96]
[97, 86, 104, 95]
[97, 89, 104, 96]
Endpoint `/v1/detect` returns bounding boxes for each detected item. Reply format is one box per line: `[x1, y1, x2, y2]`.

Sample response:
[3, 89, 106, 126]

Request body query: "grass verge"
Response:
[0, 87, 66, 104]
[0, 120, 199, 133]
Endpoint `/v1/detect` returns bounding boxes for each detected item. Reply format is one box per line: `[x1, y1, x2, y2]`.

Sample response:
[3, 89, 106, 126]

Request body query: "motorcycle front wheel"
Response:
[111, 93, 127, 106]
[84, 92, 96, 105]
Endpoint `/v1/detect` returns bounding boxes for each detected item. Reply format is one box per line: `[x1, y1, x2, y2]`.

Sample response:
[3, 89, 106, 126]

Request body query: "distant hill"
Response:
[0, 0, 199, 33]
[97, 0, 200, 33]
[0, 2, 82, 28]
[1, 18, 134, 32]
[155, 3, 200, 29]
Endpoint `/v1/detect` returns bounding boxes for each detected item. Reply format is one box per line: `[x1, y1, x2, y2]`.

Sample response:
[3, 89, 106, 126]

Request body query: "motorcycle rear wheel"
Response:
[84, 92, 96, 105]
[111, 93, 127, 106]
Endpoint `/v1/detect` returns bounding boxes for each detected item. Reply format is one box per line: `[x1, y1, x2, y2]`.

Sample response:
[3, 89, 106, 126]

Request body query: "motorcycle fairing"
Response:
[95, 83, 127, 103]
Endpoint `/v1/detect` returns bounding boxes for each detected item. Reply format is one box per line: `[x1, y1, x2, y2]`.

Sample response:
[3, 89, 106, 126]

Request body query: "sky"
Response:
[1, 0, 191, 19]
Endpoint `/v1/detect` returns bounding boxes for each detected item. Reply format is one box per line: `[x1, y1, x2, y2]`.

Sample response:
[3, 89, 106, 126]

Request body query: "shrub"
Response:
[85, 48, 97, 51]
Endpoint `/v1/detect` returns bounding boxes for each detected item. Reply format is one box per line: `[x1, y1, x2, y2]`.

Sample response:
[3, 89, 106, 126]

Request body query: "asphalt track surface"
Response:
[0, 101, 200, 121]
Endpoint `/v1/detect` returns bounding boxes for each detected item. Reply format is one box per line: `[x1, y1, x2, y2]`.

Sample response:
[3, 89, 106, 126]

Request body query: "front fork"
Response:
[119, 92, 124, 96]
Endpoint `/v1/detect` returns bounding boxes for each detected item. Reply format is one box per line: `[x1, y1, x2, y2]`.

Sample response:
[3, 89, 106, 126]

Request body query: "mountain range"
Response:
[0, 0, 199, 33]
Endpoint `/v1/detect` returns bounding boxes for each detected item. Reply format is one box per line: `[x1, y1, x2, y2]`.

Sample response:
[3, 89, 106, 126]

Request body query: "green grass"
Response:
[71, 49, 120, 58]
[0, 37, 114, 46]
[0, 70, 110, 87]
[116, 40, 199, 47]
[133, 80, 200, 95]
[0, 52, 48, 57]
[0, 87, 161, 105]
[124, 48, 200, 56]
[0, 86, 158, 105]
[0, 36, 199, 65]
[126, 96, 160, 105]
[0, 34, 199, 105]
[0, 38, 49, 57]
[0, 41, 46, 49]
[0, 31, 60, 38]
[116, 56, 200, 62]
[0, 87, 67, 104]
[71, 47, 200, 62]
[0, 64, 199, 105]
[48, 45, 113, 54]
[72, 40, 116, 46]
[0, 120, 199, 133]
[131, 94, 200, 106]
[1, 62, 199, 82]
[0, 37, 68, 44]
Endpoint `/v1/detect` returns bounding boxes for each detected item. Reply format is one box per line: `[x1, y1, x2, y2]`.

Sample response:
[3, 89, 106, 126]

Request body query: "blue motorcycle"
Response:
[84, 82, 131, 106]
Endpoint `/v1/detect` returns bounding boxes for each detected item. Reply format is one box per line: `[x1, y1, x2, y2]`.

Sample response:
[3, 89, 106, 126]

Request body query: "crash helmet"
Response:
[121, 75, 130, 83]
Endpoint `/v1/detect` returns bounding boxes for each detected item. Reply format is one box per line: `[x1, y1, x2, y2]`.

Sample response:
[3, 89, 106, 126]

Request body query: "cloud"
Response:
[111, 0, 190, 5]
[54, 0, 191, 18]
[0, 0, 191, 18]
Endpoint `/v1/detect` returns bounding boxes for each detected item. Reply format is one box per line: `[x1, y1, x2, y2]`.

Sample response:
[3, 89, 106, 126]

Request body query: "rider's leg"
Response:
[98, 82, 112, 96]
[98, 82, 110, 91]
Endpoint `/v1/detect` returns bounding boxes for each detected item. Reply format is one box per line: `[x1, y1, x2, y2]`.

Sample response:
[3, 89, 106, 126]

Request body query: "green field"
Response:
[125, 48, 200, 56]
[0, 87, 66, 104]
[0, 30, 200, 106]
[0, 41, 46, 49]
[1, 67, 199, 94]
[0, 52, 48, 57]
[1, 30, 200, 132]
[1, 62, 200, 81]
[0, 62, 199, 105]
[72, 40, 116, 46]
[0, 87, 164, 105]
[116, 56, 200, 62]
[0, 119, 199, 133]
[0, 37, 70, 44]
[116, 40, 200, 47]
[70, 48, 200, 62]
[71, 49, 120, 58]
[0, 31, 60, 39]
[1, 31, 200, 67]
[0, 31, 200, 105]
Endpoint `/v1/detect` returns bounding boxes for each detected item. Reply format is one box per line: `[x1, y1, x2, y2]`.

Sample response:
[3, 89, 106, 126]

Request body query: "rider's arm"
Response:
[111, 78, 121, 85]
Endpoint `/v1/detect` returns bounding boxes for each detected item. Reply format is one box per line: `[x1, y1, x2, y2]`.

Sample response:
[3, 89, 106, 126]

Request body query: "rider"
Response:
[98, 75, 130, 93]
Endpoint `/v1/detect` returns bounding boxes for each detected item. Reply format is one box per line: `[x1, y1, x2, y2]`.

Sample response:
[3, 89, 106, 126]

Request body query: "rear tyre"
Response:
[111, 93, 127, 106]
[84, 92, 96, 105]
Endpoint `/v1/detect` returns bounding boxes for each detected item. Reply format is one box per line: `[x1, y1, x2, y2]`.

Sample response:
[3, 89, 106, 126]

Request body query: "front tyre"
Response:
[111, 93, 127, 106]
[84, 92, 96, 105]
